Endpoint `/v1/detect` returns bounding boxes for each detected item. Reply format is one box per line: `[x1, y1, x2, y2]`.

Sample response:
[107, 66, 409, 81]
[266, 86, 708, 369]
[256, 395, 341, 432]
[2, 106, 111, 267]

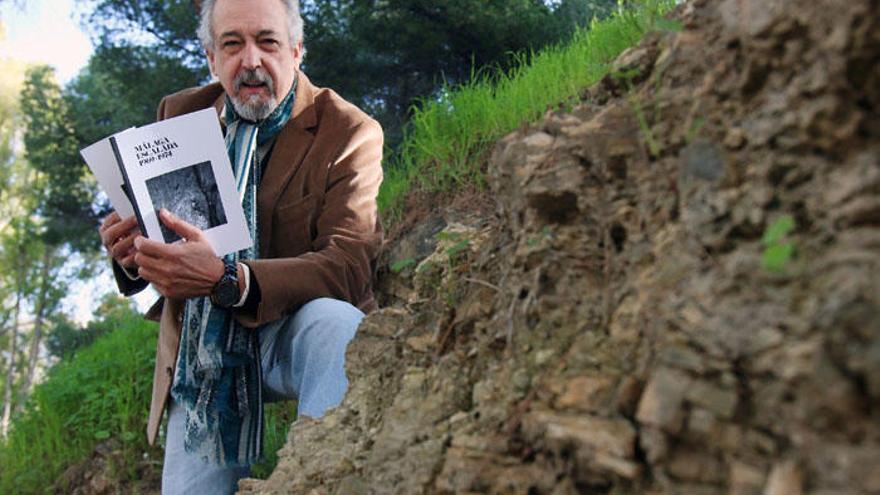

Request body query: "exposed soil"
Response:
[239, 0, 880, 493]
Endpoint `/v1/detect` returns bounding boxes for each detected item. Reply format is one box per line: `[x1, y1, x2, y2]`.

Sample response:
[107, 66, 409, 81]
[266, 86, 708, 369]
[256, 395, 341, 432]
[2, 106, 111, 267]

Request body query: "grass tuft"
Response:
[378, 0, 676, 224]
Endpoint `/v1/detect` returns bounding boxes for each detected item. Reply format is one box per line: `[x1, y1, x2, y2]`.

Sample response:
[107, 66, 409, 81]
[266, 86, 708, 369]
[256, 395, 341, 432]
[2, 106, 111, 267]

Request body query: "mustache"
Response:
[233, 68, 275, 95]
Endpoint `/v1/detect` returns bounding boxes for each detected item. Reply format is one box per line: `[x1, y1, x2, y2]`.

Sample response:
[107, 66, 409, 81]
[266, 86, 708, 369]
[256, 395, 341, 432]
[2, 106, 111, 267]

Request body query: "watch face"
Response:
[216, 279, 239, 306]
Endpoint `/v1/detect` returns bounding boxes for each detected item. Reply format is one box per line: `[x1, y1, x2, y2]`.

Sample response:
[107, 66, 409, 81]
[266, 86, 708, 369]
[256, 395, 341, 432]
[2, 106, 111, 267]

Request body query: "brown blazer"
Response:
[113, 71, 384, 445]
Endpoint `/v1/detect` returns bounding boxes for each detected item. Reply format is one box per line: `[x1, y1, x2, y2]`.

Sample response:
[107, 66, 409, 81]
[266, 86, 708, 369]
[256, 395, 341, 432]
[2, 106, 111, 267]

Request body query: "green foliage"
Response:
[81, 0, 616, 148]
[303, 0, 617, 146]
[19, 65, 98, 251]
[82, 0, 204, 69]
[46, 295, 137, 359]
[66, 45, 207, 143]
[390, 257, 417, 274]
[0, 310, 159, 494]
[378, 0, 675, 222]
[761, 215, 796, 273]
[251, 402, 296, 479]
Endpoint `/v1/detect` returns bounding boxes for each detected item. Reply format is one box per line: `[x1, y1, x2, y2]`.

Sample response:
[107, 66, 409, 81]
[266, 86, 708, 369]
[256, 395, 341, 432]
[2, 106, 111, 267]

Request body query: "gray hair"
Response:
[197, 0, 305, 50]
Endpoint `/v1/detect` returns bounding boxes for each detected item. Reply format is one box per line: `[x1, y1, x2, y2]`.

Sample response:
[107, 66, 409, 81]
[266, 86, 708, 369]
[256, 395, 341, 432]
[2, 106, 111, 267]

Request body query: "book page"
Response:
[80, 129, 136, 219]
[112, 108, 252, 257]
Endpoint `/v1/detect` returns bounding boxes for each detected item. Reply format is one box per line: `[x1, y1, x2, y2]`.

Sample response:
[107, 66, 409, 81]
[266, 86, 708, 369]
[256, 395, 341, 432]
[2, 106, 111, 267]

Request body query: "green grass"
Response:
[0, 312, 159, 494]
[0, 307, 296, 492]
[378, 0, 676, 223]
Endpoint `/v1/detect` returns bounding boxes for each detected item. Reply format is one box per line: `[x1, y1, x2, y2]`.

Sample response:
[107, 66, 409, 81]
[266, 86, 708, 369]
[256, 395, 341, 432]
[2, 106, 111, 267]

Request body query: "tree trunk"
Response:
[18, 247, 54, 412]
[1, 250, 25, 437]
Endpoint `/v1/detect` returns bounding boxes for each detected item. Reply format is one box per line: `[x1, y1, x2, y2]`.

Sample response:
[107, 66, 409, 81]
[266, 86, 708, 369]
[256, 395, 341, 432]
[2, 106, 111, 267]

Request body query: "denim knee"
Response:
[260, 298, 364, 415]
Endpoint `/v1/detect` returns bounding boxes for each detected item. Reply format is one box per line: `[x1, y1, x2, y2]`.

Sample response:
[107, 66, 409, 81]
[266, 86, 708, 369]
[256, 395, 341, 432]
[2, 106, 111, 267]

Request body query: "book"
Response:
[80, 108, 252, 257]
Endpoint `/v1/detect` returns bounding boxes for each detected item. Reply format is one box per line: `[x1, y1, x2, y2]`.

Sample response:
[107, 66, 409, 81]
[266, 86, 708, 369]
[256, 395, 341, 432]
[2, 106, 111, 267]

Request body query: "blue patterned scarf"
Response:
[170, 79, 297, 467]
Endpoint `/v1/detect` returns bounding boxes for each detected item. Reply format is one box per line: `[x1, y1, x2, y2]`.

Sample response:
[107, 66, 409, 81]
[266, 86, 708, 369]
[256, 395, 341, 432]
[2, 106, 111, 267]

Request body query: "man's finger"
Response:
[133, 235, 175, 258]
[159, 209, 204, 241]
[134, 249, 164, 268]
[100, 211, 121, 231]
[102, 216, 138, 244]
[110, 233, 138, 260]
[120, 251, 137, 268]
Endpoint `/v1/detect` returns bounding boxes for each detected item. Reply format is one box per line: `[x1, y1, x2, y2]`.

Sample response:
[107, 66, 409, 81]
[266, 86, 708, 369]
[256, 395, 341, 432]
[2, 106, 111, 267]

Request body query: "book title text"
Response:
[134, 137, 180, 166]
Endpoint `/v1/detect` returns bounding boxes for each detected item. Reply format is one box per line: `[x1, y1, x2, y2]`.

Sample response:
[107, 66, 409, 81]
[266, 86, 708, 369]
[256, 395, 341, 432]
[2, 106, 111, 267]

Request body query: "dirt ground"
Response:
[239, 0, 879, 493]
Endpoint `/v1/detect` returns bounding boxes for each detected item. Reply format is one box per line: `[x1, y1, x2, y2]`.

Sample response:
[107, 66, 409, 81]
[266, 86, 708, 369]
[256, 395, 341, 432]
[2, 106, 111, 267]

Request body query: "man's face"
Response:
[206, 0, 302, 121]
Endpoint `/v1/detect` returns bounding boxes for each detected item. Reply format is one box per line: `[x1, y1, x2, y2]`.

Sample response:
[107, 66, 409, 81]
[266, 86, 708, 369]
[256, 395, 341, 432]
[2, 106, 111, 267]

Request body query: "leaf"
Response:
[762, 242, 794, 273]
[446, 239, 471, 257]
[761, 215, 796, 246]
[435, 231, 463, 242]
[94, 430, 111, 440]
[654, 18, 683, 32]
[390, 258, 416, 273]
[121, 431, 137, 442]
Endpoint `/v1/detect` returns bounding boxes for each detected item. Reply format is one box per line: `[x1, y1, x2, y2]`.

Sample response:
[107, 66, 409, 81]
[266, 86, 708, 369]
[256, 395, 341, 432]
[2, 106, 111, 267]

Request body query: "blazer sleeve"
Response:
[236, 118, 384, 328]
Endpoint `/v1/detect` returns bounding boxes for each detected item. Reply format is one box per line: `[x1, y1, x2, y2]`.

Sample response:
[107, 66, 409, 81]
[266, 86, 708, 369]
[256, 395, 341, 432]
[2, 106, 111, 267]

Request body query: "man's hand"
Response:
[134, 209, 225, 299]
[100, 211, 142, 270]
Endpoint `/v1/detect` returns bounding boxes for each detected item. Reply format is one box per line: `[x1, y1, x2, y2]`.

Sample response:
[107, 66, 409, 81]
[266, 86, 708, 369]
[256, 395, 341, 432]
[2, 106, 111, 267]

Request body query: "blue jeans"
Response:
[161, 298, 364, 495]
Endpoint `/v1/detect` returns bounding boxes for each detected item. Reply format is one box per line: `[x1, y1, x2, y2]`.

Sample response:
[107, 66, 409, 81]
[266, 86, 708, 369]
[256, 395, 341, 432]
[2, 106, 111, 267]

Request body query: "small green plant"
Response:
[390, 257, 417, 274]
[761, 215, 796, 272]
[446, 239, 471, 258]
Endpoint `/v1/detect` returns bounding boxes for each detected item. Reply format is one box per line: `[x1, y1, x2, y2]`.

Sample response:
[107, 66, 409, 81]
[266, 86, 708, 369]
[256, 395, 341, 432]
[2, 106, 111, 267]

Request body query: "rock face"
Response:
[239, 0, 880, 493]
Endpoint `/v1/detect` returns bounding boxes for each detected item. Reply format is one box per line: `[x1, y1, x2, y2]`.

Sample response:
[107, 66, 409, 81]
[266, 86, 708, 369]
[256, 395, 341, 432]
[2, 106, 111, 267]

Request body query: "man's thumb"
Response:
[159, 209, 202, 240]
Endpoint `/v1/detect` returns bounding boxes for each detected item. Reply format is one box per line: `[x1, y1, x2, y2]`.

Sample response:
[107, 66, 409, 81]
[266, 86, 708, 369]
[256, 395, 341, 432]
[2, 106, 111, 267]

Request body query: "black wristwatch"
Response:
[210, 259, 240, 308]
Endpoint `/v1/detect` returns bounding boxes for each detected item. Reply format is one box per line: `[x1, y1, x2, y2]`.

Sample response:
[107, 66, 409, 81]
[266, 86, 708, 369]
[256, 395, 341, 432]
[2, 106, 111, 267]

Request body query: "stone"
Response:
[523, 131, 555, 149]
[658, 345, 706, 373]
[666, 448, 723, 483]
[680, 138, 726, 182]
[764, 460, 803, 495]
[334, 475, 370, 495]
[405, 333, 435, 353]
[523, 410, 638, 478]
[614, 375, 643, 416]
[636, 368, 691, 432]
[639, 426, 669, 463]
[724, 127, 747, 149]
[686, 408, 719, 438]
[555, 375, 615, 412]
[685, 380, 738, 419]
[729, 461, 766, 495]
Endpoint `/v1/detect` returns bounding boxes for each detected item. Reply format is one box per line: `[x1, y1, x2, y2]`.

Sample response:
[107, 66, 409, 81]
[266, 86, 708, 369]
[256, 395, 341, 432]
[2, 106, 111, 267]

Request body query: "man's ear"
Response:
[206, 48, 216, 76]
[293, 41, 303, 69]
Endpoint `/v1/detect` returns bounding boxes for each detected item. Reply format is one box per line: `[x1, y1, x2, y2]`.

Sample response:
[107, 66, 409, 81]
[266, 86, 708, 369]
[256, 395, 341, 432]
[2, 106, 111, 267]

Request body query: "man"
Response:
[97, 0, 383, 492]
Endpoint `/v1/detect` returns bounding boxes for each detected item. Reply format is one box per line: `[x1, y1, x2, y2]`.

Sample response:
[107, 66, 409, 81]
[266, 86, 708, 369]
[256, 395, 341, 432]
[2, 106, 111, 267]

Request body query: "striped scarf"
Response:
[170, 79, 297, 467]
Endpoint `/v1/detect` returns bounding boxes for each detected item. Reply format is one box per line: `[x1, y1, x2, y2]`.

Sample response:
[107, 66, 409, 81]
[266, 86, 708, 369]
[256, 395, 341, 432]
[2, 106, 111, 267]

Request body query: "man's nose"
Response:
[241, 42, 262, 70]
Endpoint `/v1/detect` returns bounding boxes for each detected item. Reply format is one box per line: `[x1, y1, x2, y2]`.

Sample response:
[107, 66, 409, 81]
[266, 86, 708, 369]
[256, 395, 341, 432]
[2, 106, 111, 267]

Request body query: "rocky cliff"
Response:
[240, 0, 880, 492]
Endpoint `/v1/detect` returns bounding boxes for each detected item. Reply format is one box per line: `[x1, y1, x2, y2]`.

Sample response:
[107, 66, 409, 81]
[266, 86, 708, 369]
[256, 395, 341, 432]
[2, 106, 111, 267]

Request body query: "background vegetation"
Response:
[0, 0, 670, 491]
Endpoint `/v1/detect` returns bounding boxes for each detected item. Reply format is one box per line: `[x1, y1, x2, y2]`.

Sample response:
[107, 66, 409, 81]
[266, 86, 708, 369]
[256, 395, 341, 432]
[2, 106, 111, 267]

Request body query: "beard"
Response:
[230, 68, 277, 122]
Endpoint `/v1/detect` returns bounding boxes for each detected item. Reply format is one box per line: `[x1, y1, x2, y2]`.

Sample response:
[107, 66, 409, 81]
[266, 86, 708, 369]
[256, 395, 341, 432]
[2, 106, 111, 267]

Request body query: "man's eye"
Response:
[260, 39, 279, 46]
[223, 40, 241, 47]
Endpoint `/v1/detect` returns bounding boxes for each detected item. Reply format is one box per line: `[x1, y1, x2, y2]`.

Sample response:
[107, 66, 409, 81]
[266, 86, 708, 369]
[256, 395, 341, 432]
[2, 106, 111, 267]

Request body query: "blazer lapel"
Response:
[257, 70, 318, 257]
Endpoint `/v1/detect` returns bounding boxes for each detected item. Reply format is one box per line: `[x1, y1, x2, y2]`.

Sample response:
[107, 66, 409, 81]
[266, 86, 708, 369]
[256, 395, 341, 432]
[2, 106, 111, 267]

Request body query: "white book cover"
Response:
[98, 108, 252, 257]
[80, 128, 136, 219]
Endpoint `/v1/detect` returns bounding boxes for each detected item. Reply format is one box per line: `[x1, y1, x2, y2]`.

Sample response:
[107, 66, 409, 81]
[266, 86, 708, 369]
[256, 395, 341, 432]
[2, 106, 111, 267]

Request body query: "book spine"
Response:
[109, 136, 149, 239]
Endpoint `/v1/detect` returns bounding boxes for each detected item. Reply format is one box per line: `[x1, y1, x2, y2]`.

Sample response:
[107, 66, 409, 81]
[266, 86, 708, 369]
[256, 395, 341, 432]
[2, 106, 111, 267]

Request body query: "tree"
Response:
[0, 58, 34, 436]
[77, 0, 616, 146]
[301, 0, 615, 146]
[0, 66, 90, 429]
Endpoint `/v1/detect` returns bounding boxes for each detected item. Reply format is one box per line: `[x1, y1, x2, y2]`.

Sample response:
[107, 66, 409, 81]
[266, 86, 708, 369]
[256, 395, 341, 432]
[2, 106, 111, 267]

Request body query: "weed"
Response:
[761, 215, 796, 272]
[390, 257, 417, 274]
